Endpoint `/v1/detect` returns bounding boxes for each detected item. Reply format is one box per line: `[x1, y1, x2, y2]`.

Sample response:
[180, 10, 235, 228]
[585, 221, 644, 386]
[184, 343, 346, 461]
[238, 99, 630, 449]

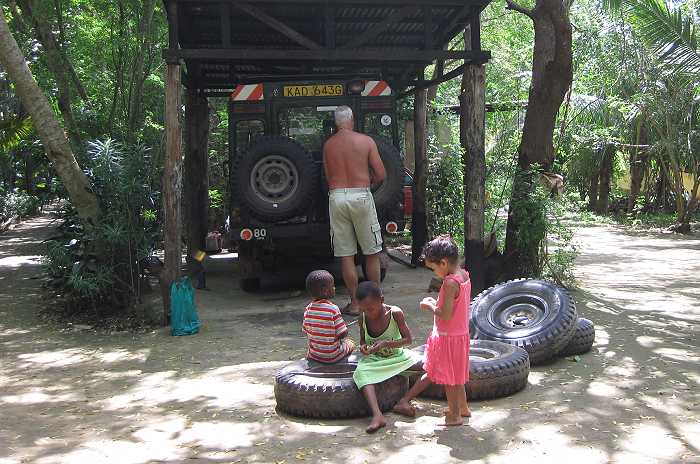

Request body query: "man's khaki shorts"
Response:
[329, 188, 383, 257]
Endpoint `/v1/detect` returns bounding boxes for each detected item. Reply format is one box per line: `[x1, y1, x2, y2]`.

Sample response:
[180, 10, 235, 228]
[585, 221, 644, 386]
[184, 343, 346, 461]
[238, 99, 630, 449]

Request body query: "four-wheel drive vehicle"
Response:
[228, 79, 408, 291]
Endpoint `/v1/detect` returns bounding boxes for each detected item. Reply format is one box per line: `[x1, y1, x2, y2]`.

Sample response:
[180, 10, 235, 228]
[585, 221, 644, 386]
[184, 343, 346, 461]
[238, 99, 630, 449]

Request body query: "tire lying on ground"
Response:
[470, 279, 577, 365]
[406, 340, 530, 401]
[274, 356, 408, 418]
[370, 136, 404, 215]
[233, 135, 318, 222]
[558, 317, 595, 357]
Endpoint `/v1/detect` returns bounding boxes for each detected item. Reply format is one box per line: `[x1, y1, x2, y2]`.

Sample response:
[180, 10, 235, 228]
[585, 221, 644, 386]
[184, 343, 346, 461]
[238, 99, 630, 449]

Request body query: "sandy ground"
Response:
[1, 213, 699, 464]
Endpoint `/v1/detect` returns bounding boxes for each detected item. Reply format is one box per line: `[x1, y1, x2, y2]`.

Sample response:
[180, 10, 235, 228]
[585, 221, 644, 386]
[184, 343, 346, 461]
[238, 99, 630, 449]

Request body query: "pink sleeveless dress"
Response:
[423, 271, 471, 386]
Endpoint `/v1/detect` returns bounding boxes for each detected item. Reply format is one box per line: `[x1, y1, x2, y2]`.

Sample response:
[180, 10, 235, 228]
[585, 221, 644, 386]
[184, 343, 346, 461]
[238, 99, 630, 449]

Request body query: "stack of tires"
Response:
[469, 279, 595, 365]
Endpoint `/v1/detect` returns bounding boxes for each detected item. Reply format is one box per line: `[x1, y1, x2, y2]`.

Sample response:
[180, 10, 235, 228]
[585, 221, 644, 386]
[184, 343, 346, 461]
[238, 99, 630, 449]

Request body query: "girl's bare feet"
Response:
[439, 413, 464, 427]
[366, 415, 387, 434]
[392, 400, 416, 417]
[443, 407, 471, 417]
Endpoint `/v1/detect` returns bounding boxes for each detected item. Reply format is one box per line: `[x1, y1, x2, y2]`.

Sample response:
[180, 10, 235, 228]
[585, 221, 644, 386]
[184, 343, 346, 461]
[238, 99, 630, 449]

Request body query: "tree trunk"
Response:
[504, 0, 573, 277]
[16, 0, 85, 151]
[411, 87, 428, 265]
[588, 170, 599, 211]
[627, 123, 649, 214]
[460, 55, 486, 294]
[127, 0, 157, 138]
[160, 62, 183, 325]
[596, 144, 614, 214]
[184, 90, 210, 255]
[0, 8, 99, 225]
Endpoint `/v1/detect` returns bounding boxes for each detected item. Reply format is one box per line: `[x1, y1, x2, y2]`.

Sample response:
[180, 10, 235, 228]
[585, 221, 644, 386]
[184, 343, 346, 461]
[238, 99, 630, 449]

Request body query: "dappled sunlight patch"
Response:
[96, 349, 150, 364]
[383, 443, 453, 463]
[613, 424, 685, 462]
[654, 347, 699, 363]
[17, 348, 89, 369]
[469, 409, 510, 431]
[101, 362, 284, 411]
[283, 420, 348, 434]
[178, 421, 259, 449]
[602, 358, 640, 379]
[527, 371, 545, 386]
[512, 424, 609, 463]
[0, 255, 42, 268]
[595, 327, 610, 347]
[34, 438, 185, 464]
[130, 415, 187, 442]
[636, 335, 663, 348]
[587, 381, 623, 398]
[0, 327, 33, 337]
[1, 388, 82, 405]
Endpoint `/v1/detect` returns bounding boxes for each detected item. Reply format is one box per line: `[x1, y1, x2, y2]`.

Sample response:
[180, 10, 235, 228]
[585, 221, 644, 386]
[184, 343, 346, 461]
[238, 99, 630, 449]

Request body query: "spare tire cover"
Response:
[370, 136, 404, 215]
[233, 135, 318, 222]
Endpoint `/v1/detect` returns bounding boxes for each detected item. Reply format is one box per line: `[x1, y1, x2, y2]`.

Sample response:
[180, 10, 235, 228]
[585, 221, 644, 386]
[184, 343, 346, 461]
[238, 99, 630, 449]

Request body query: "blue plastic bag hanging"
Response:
[170, 276, 201, 336]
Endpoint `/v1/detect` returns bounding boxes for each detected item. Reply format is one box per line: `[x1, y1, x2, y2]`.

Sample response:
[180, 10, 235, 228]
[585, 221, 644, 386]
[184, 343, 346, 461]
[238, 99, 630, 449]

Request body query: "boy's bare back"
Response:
[323, 129, 385, 190]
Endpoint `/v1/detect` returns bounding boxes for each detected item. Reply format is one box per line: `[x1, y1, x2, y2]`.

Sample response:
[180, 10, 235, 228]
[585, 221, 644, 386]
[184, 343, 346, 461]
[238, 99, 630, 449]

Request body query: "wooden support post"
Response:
[460, 25, 486, 293]
[411, 87, 428, 265]
[185, 89, 210, 256]
[161, 61, 183, 326]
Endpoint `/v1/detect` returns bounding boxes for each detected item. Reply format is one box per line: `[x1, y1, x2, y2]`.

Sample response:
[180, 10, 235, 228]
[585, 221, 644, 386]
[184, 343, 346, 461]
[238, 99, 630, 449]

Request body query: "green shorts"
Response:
[329, 188, 383, 257]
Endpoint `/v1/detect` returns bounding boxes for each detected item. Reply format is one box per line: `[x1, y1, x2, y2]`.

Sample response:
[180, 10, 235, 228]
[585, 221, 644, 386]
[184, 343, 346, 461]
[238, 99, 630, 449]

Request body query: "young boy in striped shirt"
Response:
[303, 270, 355, 363]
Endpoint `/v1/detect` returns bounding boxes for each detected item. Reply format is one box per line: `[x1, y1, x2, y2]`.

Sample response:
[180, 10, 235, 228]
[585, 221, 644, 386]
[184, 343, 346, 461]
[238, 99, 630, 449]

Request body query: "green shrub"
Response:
[0, 188, 40, 222]
[42, 139, 160, 314]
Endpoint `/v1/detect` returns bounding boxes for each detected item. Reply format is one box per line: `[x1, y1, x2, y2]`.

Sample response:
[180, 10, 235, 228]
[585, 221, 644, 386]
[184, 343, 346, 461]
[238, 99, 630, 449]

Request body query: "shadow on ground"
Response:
[0, 216, 698, 463]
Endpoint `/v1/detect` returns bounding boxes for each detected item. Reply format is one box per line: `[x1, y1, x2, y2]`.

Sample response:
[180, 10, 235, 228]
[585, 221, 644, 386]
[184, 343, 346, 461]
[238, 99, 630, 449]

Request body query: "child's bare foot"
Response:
[392, 400, 416, 417]
[439, 414, 464, 427]
[366, 415, 387, 434]
[444, 407, 471, 418]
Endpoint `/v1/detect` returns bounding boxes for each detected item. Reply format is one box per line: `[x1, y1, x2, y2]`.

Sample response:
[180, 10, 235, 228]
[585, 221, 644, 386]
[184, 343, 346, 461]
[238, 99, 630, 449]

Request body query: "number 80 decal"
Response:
[240, 228, 267, 241]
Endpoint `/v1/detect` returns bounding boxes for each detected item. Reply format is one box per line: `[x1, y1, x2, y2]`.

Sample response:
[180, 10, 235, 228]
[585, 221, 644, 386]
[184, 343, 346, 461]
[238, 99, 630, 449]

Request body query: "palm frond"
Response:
[0, 116, 34, 152]
[625, 0, 700, 77]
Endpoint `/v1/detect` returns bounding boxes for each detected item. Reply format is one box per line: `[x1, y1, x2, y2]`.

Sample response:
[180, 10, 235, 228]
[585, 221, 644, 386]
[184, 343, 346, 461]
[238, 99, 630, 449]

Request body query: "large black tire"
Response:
[406, 340, 530, 401]
[274, 357, 408, 419]
[233, 136, 318, 222]
[470, 279, 577, 365]
[559, 317, 595, 357]
[370, 136, 404, 215]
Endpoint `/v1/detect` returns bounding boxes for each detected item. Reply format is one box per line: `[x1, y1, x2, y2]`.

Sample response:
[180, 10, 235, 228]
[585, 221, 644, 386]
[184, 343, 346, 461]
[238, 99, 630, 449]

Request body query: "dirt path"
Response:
[0, 214, 698, 464]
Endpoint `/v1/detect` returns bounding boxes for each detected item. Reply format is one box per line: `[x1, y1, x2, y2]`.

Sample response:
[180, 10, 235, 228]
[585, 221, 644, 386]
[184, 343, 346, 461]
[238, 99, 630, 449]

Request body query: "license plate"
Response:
[283, 84, 344, 97]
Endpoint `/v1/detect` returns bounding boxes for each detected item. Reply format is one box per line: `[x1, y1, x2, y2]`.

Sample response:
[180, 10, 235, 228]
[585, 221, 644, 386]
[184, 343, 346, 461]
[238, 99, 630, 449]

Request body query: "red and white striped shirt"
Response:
[303, 299, 349, 363]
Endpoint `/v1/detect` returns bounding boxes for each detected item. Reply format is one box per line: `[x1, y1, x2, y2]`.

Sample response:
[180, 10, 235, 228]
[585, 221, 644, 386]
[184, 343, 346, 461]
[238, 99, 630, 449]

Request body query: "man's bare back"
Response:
[323, 128, 386, 190]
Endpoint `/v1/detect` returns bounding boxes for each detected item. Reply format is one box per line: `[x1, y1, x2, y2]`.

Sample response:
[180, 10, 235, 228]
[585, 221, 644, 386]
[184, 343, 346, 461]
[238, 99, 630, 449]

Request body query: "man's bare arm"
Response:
[368, 139, 386, 186]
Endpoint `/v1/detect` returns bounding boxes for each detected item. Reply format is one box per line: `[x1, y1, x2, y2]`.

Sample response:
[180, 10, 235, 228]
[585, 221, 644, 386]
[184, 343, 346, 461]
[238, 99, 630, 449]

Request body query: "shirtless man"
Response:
[323, 106, 386, 316]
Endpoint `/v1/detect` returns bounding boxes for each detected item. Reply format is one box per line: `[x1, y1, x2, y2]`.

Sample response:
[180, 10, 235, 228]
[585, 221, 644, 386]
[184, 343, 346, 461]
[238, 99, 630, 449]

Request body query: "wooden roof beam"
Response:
[166, 48, 491, 63]
[233, 2, 323, 50]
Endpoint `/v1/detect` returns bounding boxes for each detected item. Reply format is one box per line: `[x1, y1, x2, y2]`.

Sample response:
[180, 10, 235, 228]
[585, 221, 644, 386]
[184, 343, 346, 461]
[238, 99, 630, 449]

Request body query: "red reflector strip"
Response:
[231, 84, 264, 101]
[362, 81, 392, 97]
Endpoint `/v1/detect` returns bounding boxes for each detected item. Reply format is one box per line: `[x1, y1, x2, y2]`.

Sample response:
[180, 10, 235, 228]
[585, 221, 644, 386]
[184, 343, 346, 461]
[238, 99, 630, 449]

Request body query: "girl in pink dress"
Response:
[393, 235, 471, 426]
